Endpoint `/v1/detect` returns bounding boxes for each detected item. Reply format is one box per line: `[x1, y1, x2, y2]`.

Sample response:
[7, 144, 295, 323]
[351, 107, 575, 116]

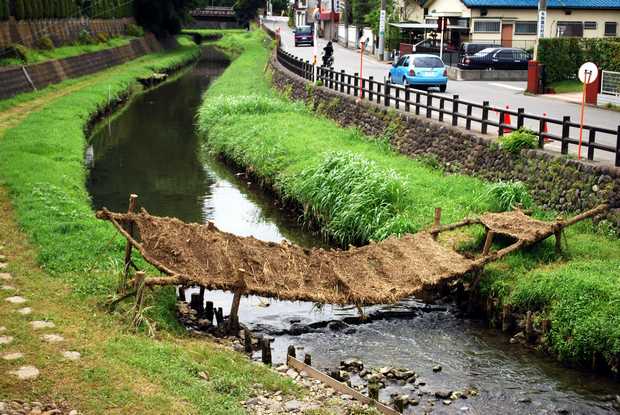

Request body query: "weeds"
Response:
[486, 180, 533, 211]
[500, 128, 537, 154]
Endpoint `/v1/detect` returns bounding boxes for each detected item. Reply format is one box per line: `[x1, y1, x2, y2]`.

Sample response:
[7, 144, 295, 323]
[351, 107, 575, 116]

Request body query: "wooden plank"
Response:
[286, 356, 400, 415]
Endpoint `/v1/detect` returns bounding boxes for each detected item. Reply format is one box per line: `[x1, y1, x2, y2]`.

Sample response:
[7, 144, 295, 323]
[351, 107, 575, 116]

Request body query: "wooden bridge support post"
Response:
[368, 381, 380, 401]
[482, 230, 495, 256]
[287, 345, 296, 359]
[554, 229, 563, 255]
[123, 194, 138, 277]
[177, 286, 186, 302]
[432, 207, 442, 240]
[304, 353, 312, 366]
[205, 301, 214, 323]
[228, 289, 242, 335]
[190, 292, 205, 316]
[244, 329, 253, 354]
[131, 271, 146, 327]
[525, 310, 535, 343]
[501, 303, 512, 332]
[261, 337, 272, 365]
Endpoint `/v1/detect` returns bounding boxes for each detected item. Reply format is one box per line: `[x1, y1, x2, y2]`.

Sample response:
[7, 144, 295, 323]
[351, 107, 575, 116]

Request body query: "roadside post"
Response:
[313, 7, 320, 84]
[577, 62, 599, 160]
[378, 4, 386, 61]
[357, 38, 365, 102]
[438, 17, 445, 61]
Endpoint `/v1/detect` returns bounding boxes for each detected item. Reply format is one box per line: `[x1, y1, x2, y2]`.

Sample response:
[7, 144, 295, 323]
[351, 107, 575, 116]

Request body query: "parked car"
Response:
[294, 26, 313, 47]
[388, 54, 448, 92]
[412, 38, 458, 53]
[458, 47, 530, 70]
[458, 42, 498, 58]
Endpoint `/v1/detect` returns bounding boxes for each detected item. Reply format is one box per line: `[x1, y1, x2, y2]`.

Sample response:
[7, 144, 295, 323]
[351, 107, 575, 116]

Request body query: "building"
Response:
[421, 0, 620, 49]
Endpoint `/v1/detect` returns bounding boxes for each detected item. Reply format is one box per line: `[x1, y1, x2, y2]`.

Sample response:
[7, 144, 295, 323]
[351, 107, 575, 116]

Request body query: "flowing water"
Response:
[86, 48, 619, 414]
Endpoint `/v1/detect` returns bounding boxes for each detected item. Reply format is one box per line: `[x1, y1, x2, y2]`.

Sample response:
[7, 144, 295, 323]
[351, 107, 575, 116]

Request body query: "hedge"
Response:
[539, 37, 620, 84]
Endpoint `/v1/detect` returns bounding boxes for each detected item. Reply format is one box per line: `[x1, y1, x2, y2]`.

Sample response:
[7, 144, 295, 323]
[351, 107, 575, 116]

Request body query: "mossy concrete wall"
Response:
[0, 34, 162, 99]
[269, 54, 620, 227]
[0, 17, 134, 48]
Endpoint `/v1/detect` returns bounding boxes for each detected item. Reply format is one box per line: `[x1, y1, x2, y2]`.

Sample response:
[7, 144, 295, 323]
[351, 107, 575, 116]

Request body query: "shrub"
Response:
[95, 32, 109, 43]
[486, 180, 532, 211]
[499, 128, 537, 154]
[78, 29, 96, 45]
[126, 23, 144, 37]
[3, 44, 29, 63]
[35, 35, 54, 50]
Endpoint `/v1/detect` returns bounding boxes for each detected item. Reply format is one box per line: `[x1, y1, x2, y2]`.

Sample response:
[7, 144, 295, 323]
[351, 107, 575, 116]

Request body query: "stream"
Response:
[86, 47, 619, 414]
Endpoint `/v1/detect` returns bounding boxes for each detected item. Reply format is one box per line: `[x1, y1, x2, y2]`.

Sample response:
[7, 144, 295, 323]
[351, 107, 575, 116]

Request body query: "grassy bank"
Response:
[0, 34, 300, 413]
[198, 30, 620, 371]
[0, 36, 136, 66]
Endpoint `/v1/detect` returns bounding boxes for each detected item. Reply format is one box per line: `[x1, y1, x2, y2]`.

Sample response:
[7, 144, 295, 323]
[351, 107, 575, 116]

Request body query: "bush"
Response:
[126, 23, 145, 37]
[35, 35, 54, 50]
[78, 29, 96, 45]
[95, 32, 109, 43]
[486, 180, 532, 211]
[499, 128, 537, 154]
[3, 44, 29, 63]
[539, 37, 620, 84]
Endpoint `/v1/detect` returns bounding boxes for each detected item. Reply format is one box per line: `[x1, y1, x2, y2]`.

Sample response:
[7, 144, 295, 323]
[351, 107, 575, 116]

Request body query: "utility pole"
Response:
[343, 0, 348, 47]
[377, 0, 386, 60]
[534, 0, 547, 60]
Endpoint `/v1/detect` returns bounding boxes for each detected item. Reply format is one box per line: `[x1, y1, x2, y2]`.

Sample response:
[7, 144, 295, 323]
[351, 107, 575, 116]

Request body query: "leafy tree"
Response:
[351, 0, 374, 26]
[134, 0, 193, 37]
[233, 0, 262, 27]
[0, 0, 7, 20]
[16, 0, 26, 19]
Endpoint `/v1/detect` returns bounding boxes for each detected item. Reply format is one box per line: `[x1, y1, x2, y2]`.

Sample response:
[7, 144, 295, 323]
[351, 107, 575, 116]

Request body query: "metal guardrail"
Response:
[276, 48, 620, 167]
[602, 70, 620, 97]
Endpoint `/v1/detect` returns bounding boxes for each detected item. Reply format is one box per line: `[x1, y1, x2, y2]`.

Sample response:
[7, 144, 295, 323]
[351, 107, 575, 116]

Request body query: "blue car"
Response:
[388, 54, 448, 92]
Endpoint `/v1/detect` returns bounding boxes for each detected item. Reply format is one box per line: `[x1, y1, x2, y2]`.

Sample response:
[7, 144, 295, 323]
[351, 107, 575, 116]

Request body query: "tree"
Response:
[134, 0, 193, 37]
[16, 0, 26, 19]
[351, 0, 374, 26]
[233, 0, 262, 27]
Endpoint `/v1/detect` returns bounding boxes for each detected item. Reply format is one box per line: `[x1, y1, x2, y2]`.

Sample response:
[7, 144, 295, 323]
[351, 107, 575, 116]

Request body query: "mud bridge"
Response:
[97, 196, 606, 327]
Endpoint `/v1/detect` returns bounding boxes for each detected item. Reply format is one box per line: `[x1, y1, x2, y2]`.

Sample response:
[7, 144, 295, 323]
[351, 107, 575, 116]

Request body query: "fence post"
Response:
[561, 116, 570, 155]
[353, 72, 359, 97]
[361, 77, 365, 99]
[395, 87, 400, 109]
[587, 129, 596, 161]
[425, 93, 432, 118]
[346, 74, 351, 95]
[498, 108, 505, 136]
[466, 104, 473, 130]
[517, 108, 525, 129]
[306, 60, 311, 80]
[330, 68, 334, 89]
[452, 95, 459, 127]
[616, 126, 620, 167]
[481, 100, 489, 134]
[368, 76, 374, 101]
[385, 81, 390, 107]
[340, 70, 345, 93]
[404, 85, 410, 112]
[538, 117, 546, 148]
[415, 91, 420, 115]
[439, 98, 445, 122]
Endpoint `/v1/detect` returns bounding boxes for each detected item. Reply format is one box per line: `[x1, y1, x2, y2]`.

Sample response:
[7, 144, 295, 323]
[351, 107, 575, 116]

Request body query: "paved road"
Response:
[266, 19, 620, 165]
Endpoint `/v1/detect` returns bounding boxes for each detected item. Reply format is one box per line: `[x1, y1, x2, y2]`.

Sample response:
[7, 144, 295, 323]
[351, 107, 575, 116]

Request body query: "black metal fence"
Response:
[277, 48, 620, 167]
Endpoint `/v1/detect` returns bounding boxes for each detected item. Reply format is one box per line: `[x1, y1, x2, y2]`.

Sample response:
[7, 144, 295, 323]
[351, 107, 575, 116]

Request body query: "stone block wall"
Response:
[0, 17, 135, 48]
[0, 34, 162, 99]
[269, 53, 620, 226]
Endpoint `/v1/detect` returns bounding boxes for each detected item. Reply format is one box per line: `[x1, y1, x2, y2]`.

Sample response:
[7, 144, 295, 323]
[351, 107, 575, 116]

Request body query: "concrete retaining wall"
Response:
[269, 53, 620, 226]
[0, 17, 135, 48]
[447, 66, 528, 81]
[0, 34, 162, 100]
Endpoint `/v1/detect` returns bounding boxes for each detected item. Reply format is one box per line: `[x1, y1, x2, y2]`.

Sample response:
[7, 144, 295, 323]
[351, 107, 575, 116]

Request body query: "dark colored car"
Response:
[458, 42, 498, 58]
[412, 38, 458, 53]
[294, 26, 313, 47]
[458, 47, 530, 70]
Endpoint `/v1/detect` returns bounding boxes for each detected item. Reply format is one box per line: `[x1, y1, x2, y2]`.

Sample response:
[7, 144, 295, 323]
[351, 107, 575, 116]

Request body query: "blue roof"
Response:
[462, 0, 620, 9]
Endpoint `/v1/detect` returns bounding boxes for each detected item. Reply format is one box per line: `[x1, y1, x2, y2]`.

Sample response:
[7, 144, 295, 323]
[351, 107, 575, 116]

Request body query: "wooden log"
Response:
[190, 293, 204, 316]
[261, 337, 272, 365]
[123, 194, 138, 276]
[244, 329, 253, 354]
[228, 290, 243, 335]
[287, 345, 296, 358]
[430, 217, 480, 236]
[432, 207, 442, 240]
[215, 307, 224, 328]
[131, 272, 146, 326]
[205, 301, 214, 323]
[304, 353, 312, 366]
[501, 303, 512, 332]
[482, 230, 495, 256]
[525, 310, 534, 343]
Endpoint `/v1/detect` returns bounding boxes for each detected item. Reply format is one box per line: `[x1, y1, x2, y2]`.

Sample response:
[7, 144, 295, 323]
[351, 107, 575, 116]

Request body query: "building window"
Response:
[557, 21, 583, 37]
[583, 21, 597, 30]
[515, 21, 537, 35]
[605, 22, 618, 36]
[473, 20, 501, 33]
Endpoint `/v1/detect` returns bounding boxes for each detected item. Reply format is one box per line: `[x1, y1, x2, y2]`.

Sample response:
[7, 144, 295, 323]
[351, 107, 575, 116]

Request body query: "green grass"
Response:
[198, 30, 620, 370]
[0, 37, 136, 66]
[548, 79, 583, 94]
[200, 31, 493, 246]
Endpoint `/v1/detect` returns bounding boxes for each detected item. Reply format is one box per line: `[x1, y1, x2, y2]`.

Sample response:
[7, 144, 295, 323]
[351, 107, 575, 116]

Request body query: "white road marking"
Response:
[488, 82, 524, 92]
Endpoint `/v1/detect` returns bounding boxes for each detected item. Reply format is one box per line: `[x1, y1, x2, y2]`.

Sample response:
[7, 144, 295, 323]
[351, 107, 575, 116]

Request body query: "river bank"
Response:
[197, 29, 620, 378]
[0, 33, 328, 414]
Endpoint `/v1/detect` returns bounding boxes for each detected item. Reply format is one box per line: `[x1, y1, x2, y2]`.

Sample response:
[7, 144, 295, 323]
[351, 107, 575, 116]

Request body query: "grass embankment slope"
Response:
[0, 34, 296, 414]
[0, 37, 137, 67]
[198, 31, 620, 370]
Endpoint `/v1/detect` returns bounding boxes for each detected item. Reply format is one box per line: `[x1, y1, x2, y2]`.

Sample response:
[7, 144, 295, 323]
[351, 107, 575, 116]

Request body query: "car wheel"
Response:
[439, 84, 447, 92]
[402, 78, 408, 87]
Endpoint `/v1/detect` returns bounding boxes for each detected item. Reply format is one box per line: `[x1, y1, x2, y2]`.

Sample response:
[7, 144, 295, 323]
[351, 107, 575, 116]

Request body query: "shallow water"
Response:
[87, 49, 619, 414]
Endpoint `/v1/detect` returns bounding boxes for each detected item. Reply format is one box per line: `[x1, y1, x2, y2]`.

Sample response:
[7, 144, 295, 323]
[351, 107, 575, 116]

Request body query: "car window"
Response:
[296, 27, 312, 34]
[397, 56, 407, 66]
[402, 56, 410, 66]
[497, 50, 514, 59]
[413, 56, 444, 68]
[474, 48, 496, 56]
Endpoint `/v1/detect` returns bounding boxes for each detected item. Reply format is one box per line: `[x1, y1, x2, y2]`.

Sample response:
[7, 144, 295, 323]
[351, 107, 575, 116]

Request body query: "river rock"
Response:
[0, 335, 13, 345]
[0, 273, 12, 280]
[10, 365, 40, 380]
[42, 334, 64, 343]
[62, 351, 81, 361]
[275, 364, 288, 373]
[327, 320, 348, 332]
[432, 365, 442, 373]
[284, 400, 303, 411]
[5, 296, 26, 304]
[443, 400, 452, 405]
[341, 358, 363, 371]
[17, 307, 32, 315]
[286, 368, 298, 379]
[435, 390, 452, 399]
[2, 352, 24, 360]
[30, 320, 56, 330]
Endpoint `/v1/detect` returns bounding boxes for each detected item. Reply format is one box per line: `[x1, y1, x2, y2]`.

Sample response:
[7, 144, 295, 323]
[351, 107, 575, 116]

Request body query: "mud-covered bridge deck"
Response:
[97, 200, 607, 312]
